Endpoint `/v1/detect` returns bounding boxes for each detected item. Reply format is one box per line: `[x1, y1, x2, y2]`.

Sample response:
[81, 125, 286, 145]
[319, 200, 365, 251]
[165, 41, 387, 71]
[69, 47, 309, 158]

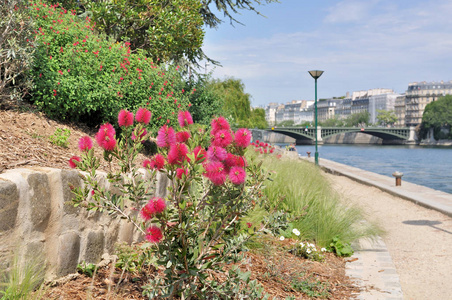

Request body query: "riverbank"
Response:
[310, 157, 452, 300]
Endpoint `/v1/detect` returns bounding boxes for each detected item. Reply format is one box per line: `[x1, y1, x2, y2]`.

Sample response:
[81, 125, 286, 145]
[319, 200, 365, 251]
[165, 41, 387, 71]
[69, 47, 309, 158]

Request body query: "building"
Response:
[265, 103, 279, 126]
[266, 100, 313, 125]
[317, 100, 337, 122]
[405, 81, 452, 127]
[350, 88, 395, 118]
[394, 95, 406, 127]
[369, 93, 400, 124]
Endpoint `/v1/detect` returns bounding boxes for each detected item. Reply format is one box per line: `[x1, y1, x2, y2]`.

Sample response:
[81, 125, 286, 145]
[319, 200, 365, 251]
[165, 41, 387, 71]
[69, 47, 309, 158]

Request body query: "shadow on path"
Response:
[402, 219, 452, 235]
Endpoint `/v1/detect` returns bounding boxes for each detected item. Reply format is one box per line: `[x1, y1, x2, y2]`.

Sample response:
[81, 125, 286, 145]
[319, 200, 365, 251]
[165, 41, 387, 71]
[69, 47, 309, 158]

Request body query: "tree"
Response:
[186, 76, 223, 126]
[421, 95, 452, 139]
[0, 0, 35, 105]
[250, 107, 268, 129]
[344, 112, 370, 127]
[376, 109, 397, 126]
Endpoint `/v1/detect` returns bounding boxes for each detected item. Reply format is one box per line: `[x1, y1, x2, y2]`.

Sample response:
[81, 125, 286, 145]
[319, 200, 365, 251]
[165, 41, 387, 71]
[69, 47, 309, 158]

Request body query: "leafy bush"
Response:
[0, 0, 35, 105]
[328, 236, 354, 257]
[29, 1, 189, 130]
[48, 128, 70, 147]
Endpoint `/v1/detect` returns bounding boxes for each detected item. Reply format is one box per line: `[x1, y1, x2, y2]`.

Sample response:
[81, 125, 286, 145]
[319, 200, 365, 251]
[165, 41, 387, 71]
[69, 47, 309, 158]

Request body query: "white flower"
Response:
[300, 242, 305, 247]
[321, 248, 326, 252]
[292, 228, 300, 236]
[306, 249, 311, 254]
[279, 236, 285, 241]
[309, 243, 315, 248]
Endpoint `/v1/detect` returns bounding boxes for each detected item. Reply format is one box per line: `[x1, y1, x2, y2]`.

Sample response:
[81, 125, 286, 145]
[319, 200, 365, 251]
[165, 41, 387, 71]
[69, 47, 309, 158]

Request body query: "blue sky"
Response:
[202, 0, 452, 107]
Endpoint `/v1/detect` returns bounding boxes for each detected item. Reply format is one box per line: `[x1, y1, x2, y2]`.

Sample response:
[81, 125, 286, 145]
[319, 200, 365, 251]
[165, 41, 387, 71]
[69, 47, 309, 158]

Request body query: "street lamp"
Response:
[308, 70, 324, 166]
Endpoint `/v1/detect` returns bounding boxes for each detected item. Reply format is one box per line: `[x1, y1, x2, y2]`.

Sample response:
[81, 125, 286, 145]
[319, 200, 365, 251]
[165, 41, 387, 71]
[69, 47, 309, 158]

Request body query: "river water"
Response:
[289, 144, 452, 194]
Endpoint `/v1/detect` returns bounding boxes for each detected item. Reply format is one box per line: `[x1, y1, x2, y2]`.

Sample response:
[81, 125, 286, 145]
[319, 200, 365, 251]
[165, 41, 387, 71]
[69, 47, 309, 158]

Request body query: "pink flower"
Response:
[207, 146, 227, 162]
[247, 222, 252, 228]
[142, 159, 152, 169]
[145, 226, 163, 243]
[150, 197, 166, 214]
[150, 154, 166, 170]
[156, 125, 176, 148]
[211, 116, 230, 135]
[135, 108, 152, 124]
[118, 109, 134, 127]
[224, 153, 238, 170]
[234, 128, 251, 148]
[78, 136, 92, 152]
[193, 146, 206, 163]
[177, 111, 193, 127]
[95, 123, 116, 151]
[140, 201, 155, 220]
[176, 131, 191, 143]
[68, 156, 81, 168]
[229, 167, 246, 185]
[204, 161, 227, 186]
[167, 143, 188, 166]
[212, 130, 232, 148]
[176, 167, 188, 180]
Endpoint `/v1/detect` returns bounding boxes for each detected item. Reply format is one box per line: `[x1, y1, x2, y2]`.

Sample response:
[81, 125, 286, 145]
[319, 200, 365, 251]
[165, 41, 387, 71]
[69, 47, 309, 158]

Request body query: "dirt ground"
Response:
[326, 173, 452, 300]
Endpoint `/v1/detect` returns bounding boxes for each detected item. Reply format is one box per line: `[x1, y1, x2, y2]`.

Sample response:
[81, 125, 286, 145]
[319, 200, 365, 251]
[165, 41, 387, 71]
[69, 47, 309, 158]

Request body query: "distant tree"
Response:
[186, 76, 223, 126]
[249, 108, 268, 129]
[276, 120, 295, 127]
[344, 112, 370, 127]
[376, 110, 397, 126]
[320, 117, 344, 127]
[421, 95, 452, 139]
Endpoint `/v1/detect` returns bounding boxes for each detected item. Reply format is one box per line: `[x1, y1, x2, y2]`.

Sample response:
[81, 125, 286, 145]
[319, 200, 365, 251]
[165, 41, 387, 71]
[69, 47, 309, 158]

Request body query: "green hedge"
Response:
[30, 1, 188, 130]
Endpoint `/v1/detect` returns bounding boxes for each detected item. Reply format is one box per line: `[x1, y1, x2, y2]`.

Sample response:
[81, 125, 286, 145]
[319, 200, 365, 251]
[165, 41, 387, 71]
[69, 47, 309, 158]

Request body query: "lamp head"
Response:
[308, 70, 324, 79]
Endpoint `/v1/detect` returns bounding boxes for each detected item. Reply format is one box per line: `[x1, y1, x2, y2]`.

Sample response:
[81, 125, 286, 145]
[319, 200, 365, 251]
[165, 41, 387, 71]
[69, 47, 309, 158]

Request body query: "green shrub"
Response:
[29, 1, 189, 130]
[48, 128, 70, 147]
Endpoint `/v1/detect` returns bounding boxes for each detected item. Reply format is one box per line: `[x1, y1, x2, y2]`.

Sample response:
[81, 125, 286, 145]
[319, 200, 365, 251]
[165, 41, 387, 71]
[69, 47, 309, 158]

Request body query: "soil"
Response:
[0, 106, 358, 299]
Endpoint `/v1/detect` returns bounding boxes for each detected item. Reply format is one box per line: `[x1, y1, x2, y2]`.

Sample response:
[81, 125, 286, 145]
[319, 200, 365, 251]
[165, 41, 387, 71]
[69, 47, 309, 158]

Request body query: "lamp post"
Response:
[308, 70, 324, 166]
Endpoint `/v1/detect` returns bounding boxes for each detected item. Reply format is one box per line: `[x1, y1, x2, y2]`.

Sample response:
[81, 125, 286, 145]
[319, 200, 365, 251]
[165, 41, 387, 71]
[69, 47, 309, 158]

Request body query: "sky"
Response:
[202, 0, 452, 107]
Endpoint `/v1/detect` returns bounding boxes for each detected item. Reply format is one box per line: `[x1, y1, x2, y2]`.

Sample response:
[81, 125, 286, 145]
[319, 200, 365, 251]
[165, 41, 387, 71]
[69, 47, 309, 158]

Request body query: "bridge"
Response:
[266, 126, 417, 145]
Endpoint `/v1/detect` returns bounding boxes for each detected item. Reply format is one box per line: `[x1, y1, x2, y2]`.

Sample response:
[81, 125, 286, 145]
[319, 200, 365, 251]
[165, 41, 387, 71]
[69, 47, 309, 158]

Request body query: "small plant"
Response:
[291, 276, 330, 298]
[48, 128, 71, 148]
[292, 241, 327, 262]
[328, 236, 354, 257]
[76, 262, 97, 277]
[115, 243, 157, 274]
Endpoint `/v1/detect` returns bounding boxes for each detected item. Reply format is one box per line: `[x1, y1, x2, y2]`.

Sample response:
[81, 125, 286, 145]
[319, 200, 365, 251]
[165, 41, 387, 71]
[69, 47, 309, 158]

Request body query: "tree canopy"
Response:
[421, 95, 452, 139]
[376, 109, 397, 126]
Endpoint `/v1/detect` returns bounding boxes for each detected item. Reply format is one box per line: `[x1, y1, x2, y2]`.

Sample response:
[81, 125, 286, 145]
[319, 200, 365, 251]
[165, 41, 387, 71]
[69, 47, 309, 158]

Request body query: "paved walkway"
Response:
[301, 156, 452, 300]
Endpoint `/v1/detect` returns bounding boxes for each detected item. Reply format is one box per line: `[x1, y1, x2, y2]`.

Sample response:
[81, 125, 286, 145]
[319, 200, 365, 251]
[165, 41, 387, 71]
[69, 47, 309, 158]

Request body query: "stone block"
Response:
[27, 173, 51, 230]
[155, 171, 169, 198]
[61, 170, 82, 215]
[105, 220, 120, 253]
[84, 231, 105, 264]
[57, 232, 80, 277]
[117, 221, 134, 245]
[0, 180, 19, 232]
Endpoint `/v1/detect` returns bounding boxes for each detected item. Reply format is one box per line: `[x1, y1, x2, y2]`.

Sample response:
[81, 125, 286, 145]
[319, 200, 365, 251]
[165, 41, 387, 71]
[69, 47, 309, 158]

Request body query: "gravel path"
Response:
[325, 173, 452, 300]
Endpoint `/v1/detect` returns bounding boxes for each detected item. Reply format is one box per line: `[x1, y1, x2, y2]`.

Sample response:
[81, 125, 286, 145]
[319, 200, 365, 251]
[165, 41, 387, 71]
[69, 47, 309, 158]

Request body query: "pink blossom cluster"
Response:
[251, 140, 275, 155]
[140, 197, 166, 243]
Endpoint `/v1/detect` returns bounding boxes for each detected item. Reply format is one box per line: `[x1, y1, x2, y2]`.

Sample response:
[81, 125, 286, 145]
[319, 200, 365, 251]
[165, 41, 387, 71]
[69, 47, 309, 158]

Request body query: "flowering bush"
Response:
[70, 109, 274, 298]
[251, 140, 275, 155]
[29, 1, 188, 130]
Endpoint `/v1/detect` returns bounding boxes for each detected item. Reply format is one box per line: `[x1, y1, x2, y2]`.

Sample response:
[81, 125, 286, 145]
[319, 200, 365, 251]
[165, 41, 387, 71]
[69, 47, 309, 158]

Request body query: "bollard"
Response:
[306, 151, 311, 158]
[392, 171, 403, 186]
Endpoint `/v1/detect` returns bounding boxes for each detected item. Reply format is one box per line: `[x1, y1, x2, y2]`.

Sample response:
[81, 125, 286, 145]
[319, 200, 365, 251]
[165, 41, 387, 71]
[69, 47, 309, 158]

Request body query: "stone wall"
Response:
[0, 167, 168, 281]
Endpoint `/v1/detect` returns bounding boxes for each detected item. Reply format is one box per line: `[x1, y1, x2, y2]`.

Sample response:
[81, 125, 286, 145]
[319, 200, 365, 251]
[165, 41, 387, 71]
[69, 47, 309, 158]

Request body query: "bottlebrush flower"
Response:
[145, 226, 163, 243]
[68, 156, 81, 168]
[167, 143, 189, 165]
[118, 109, 134, 127]
[229, 167, 246, 185]
[95, 123, 116, 151]
[223, 153, 238, 169]
[150, 154, 166, 170]
[212, 130, 232, 148]
[204, 161, 227, 186]
[211, 116, 230, 135]
[176, 131, 191, 143]
[178, 111, 193, 127]
[156, 125, 176, 148]
[140, 201, 155, 220]
[150, 197, 166, 214]
[142, 159, 152, 169]
[135, 108, 152, 124]
[176, 167, 188, 179]
[193, 146, 206, 163]
[207, 146, 227, 162]
[234, 128, 251, 148]
[78, 136, 92, 152]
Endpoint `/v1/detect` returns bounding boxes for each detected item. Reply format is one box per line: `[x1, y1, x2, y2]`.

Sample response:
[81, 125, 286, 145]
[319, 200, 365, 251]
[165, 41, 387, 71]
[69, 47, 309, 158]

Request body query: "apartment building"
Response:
[369, 93, 400, 124]
[394, 95, 406, 127]
[405, 81, 452, 127]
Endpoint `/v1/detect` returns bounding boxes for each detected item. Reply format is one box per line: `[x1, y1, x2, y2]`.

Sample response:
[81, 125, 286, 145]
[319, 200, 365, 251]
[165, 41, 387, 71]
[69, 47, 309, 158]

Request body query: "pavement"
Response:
[300, 156, 452, 300]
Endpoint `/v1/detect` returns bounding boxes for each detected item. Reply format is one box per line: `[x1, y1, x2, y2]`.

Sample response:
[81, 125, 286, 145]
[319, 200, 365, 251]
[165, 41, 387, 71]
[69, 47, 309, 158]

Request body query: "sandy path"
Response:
[325, 173, 452, 300]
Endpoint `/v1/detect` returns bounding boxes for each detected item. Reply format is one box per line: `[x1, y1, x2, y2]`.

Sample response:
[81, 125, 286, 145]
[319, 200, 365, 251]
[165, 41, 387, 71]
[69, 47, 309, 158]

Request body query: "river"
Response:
[288, 144, 452, 194]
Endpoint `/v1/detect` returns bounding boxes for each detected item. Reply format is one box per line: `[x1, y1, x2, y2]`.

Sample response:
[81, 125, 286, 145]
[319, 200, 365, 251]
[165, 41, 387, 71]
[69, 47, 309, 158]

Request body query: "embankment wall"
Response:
[0, 167, 168, 281]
